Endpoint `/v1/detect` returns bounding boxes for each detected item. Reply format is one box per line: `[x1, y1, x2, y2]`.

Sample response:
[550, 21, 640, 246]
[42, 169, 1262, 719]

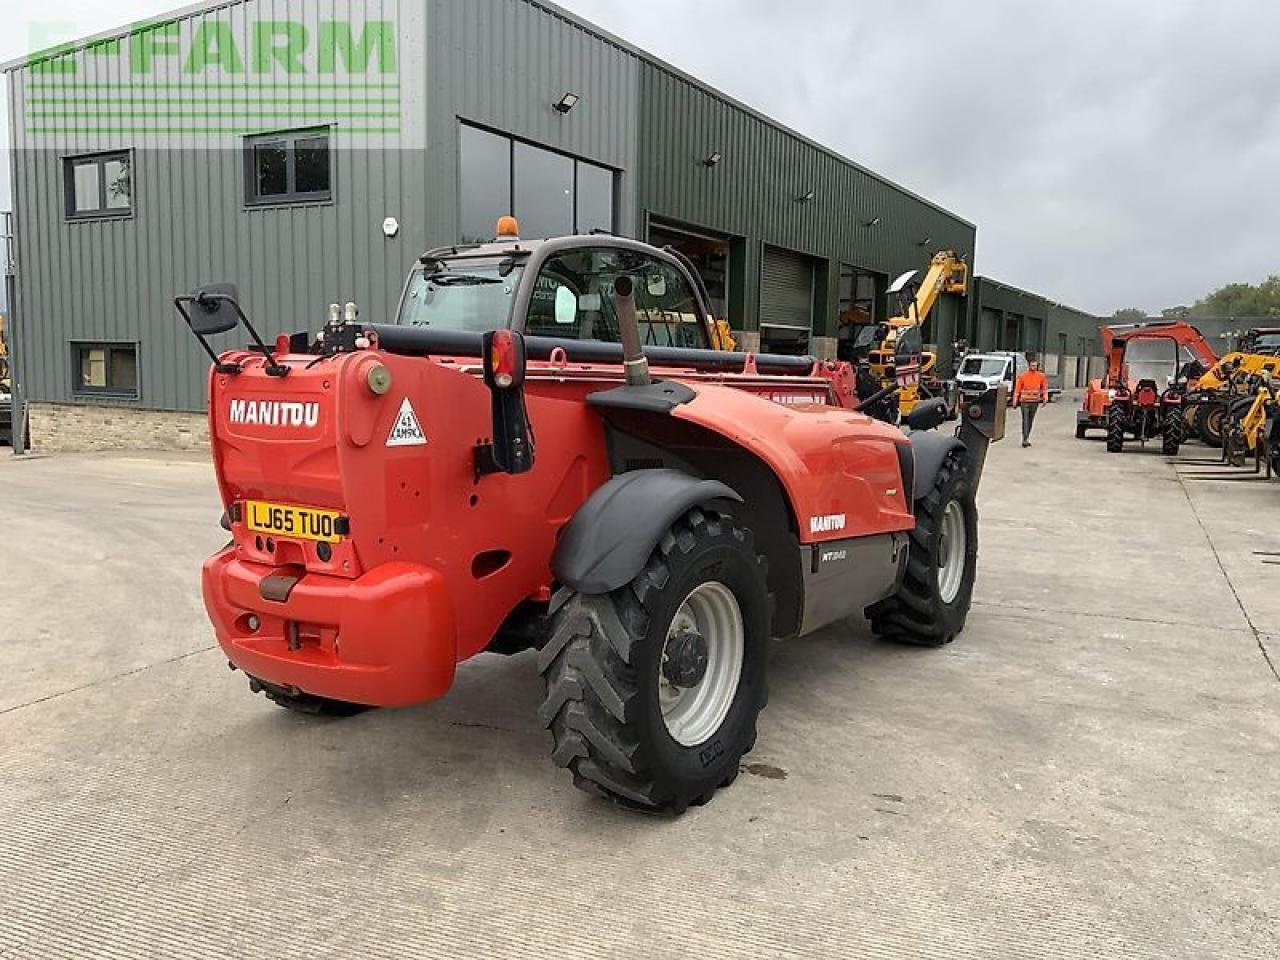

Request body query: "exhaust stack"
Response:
[613, 275, 651, 387]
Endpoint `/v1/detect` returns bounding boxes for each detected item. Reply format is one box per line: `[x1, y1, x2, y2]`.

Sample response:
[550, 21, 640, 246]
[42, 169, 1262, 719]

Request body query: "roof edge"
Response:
[975, 275, 1098, 317]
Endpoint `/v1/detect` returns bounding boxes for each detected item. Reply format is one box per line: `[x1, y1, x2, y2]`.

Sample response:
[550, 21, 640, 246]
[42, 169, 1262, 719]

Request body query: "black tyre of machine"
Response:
[1106, 404, 1126, 453]
[539, 507, 769, 814]
[868, 447, 978, 647]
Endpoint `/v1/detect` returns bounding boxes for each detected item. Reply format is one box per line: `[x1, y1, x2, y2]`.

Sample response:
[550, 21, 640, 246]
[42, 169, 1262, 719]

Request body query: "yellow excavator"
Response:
[843, 250, 968, 416]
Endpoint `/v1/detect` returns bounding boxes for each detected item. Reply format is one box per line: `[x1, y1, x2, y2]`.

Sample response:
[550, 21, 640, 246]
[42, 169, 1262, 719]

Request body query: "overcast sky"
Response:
[2, 0, 1278, 314]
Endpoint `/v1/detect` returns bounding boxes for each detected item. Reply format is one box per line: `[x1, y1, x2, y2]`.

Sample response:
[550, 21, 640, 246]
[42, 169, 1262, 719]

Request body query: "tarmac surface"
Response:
[1, 400, 1277, 959]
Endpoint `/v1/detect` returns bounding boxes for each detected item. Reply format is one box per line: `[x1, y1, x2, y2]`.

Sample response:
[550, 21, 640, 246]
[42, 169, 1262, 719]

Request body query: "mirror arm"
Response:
[184, 293, 289, 378]
[173, 296, 243, 375]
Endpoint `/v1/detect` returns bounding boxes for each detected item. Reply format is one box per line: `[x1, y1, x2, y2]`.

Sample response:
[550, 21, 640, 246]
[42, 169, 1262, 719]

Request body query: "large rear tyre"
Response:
[868, 448, 978, 647]
[539, 507, 769, 814]
[1075, 422, 1088, 439]
[1106, 405, 1126, 453]
[1194, 403, 1225, 448]
[249, 676, 371, 717]
[1162, 407, 1185, 456]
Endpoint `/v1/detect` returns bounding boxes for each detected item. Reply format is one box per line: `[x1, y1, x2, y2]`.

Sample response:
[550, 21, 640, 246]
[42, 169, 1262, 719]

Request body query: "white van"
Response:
[956, 351, 1029, 405]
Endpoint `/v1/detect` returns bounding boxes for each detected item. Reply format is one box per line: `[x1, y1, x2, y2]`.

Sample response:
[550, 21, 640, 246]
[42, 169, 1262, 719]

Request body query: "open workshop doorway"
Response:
[648, 221, 731, 321]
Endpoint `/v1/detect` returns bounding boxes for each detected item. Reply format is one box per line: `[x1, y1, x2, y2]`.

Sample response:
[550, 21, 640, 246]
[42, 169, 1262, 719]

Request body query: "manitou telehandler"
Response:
[1077, 321, 1216, 454]
[177, 225, 1005, 815]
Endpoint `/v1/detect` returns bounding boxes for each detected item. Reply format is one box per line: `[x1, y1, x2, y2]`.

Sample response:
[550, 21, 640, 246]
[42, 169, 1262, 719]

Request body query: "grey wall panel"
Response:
[6, 0, 429, 412]
[424, 0, 640, 247]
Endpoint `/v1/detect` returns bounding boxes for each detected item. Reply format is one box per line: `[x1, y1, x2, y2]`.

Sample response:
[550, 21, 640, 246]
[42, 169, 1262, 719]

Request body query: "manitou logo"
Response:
[809, 514, 846, 534]
[228, 399, 319, 428]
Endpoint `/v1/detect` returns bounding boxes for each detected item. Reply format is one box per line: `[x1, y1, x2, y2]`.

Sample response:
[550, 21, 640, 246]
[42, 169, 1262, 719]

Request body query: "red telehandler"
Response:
[176, 226, 1006, 814]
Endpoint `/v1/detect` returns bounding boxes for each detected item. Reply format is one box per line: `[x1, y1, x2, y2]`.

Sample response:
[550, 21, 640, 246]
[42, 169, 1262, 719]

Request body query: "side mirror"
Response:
[188, 283, 242, 336]
[904, 398, 948, 432]
[553, 286, 577, 326]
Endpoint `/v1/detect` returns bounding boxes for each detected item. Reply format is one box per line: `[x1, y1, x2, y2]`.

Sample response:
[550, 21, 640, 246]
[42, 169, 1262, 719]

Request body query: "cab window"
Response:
[895, 326, 923, 358]
[523, 247, 707, 347]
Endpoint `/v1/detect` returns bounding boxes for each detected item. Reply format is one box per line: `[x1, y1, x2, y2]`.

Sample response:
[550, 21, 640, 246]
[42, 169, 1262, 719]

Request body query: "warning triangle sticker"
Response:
[386, 397, 427, 447]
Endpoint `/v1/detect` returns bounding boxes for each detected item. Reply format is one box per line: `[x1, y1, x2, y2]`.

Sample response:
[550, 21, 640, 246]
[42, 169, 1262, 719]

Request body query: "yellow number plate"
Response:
[244, 501, 345, 544]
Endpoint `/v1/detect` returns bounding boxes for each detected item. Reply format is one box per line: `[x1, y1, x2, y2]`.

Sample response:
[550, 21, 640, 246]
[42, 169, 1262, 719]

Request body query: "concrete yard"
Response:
[1, 400, 1277, 959]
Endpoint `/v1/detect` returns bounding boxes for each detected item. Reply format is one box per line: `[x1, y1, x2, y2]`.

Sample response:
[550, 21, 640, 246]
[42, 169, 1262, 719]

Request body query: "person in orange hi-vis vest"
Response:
[1013, 357, 1050, 447]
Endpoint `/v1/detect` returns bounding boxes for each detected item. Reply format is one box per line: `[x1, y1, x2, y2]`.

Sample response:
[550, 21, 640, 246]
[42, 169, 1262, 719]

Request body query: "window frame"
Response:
[70, 341, 140, 400]
[457, 121, 616, 241]
[243, 125, 335, 208]
[63, 150, 134, 221]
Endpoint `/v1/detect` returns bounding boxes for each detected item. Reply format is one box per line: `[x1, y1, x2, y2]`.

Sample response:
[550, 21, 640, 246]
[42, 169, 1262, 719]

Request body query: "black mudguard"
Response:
[908, 430, 967, 501]
[552, 469, 742, 595]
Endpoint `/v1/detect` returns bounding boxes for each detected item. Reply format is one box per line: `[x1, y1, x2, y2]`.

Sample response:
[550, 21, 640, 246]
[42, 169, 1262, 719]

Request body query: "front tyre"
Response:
[539, 508, 769, 814]
[1162, 406, 1185, 456]
[1106, 404, 1126, 453]
[868, 448, 978, 647]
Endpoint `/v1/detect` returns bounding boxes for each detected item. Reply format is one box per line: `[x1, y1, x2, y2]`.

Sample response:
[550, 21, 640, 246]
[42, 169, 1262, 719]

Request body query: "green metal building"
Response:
[1, 0, 1094, 449]
[967, 276, 1102, 387]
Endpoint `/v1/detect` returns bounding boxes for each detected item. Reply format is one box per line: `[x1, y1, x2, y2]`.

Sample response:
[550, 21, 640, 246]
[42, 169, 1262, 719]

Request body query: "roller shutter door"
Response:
[760, 246, 813, 333]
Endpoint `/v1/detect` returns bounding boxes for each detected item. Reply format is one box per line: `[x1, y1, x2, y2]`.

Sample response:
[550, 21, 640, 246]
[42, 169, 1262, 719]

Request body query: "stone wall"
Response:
[29, 403, 209, 452]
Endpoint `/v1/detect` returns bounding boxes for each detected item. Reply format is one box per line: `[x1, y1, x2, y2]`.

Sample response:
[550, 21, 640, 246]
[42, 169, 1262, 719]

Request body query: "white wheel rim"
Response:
[659, 581, 744, 748]
[937, 500, 967, 605]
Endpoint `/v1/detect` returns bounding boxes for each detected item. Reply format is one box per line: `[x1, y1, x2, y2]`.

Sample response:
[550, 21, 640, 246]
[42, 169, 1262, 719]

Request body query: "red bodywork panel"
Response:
[203, 348, 912, 707]
[672, 385, 912, 539]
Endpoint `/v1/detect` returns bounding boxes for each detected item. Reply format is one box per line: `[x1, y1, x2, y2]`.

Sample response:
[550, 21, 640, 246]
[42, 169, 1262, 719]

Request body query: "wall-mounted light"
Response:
[917, 236, 932, 246]
[703, 151, 722, 167]
[862, 216, 882, 227]
[552, 92, 580, 114]
[796, 189, 816, 203]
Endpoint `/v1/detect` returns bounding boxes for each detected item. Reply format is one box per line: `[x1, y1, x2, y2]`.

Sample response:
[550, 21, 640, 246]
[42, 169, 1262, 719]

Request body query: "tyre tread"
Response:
[539, 510, 766, 813]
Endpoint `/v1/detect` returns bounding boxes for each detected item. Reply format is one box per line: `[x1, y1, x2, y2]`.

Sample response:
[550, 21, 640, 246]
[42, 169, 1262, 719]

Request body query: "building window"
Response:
[245, 127, 332, 206]
[515, 141, 574, 239]
[64, 152, 132, 219]
[458, 123, 615, 243]
[72, 342, 139, 398]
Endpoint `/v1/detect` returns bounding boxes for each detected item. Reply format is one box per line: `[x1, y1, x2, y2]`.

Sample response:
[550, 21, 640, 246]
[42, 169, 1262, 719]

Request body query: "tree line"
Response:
[1113, 274, 1280, 321]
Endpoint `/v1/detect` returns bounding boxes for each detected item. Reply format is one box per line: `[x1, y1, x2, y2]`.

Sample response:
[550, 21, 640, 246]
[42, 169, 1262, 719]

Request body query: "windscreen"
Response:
[849, 326, 880, 352]
[961, 357, 1008, 377]
[1123, 337, 1180, 385]
[398, 260, 524, 332]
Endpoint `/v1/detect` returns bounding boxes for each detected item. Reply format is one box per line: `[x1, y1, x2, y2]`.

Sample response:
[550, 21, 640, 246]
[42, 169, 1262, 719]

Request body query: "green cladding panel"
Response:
[635, 62, 976, 333]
